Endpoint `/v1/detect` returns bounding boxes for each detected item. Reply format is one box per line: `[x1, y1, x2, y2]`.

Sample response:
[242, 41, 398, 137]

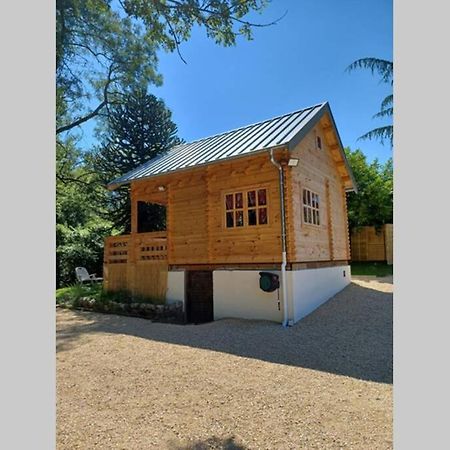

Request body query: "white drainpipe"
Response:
[269, 149, 289, 327]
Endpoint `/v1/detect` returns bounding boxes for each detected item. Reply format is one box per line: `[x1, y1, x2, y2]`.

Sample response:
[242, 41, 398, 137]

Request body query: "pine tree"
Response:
[93, 89, 181, 233]
[347, 58, 393, 146]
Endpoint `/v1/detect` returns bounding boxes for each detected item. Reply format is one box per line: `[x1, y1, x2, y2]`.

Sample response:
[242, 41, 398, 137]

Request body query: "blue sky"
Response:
[152, 0, 392, 163]
[81, 0, 393, 163]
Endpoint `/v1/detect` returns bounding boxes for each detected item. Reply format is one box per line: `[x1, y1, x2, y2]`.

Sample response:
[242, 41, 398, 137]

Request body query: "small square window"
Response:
[235, 192, 243, 209]
[248, 190, 257, 207]
[257, 189, 267, 206]
[226, 211, 234, 228]
[248, 209, 257, 226]
[235, 210, 244, 227]
[225, 194, 234, 210]
[259, 208, 268, 225]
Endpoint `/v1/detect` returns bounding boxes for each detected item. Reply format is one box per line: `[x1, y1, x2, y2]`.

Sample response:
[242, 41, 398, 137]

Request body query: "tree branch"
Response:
[56, 64, 115, 135]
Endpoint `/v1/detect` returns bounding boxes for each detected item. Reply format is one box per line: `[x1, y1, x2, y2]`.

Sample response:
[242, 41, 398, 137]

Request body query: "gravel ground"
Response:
[57, 279, 393, 449]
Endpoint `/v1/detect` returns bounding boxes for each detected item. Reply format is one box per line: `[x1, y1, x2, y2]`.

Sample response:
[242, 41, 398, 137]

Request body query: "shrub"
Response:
[56, 283, 102, 305]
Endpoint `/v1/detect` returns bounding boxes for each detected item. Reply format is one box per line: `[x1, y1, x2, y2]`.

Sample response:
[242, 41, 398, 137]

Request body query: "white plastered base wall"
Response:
[166, 265, 351, 324]
[287, 265, 351, 323]
[166, 270, 185, 307]
[213, 270, 282, 322]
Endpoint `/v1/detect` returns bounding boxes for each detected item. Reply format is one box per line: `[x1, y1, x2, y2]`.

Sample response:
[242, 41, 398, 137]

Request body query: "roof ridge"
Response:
[175, 101, 328, 147]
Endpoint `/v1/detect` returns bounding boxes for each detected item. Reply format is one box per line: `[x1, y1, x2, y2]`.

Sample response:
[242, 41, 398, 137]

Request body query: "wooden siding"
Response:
[168, 170, 209, 264]
[103, 232, 168, 300]
[206, 153, 282, 264]
[287, 115, 350, 262]
[124, 122, 350, 267]
[350, 224, 393, 264]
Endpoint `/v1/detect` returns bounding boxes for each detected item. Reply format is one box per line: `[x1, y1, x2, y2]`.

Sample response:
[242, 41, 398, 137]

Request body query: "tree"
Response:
[347, 58, 393, 146]
[344, 147, 393, 230]
[92, 88, 181, 233]
[56, 0, 274, 135]
[56, 138, 113, 286]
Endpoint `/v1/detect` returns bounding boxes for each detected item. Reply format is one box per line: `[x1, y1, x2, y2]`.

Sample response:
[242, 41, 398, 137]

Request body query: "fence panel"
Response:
[350, 224, 393, 264]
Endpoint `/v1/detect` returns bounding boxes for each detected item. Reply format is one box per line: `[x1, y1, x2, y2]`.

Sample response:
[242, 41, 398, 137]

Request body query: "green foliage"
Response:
[345, 147, 393, 230]
[56, 138, 114, 287]
[56, 284, 162, 308]
[56, 222, 111, 287]
[91, 88, 181, 233]
[55, 0, 273, 287]
[56, 283, 102, 303]
[56, 0, 270, 134]
[98, 290, 164, 305]
[347, 58, 393, 146]
[350, 262, 393, 277]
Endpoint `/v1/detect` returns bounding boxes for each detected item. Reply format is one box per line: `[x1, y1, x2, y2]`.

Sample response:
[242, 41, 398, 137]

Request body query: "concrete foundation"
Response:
[166, 265, 351, 324]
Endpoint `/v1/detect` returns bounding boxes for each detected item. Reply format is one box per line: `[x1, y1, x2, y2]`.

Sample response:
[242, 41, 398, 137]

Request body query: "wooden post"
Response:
[325, 179, 334, 260]
[342, 185, 351, 261]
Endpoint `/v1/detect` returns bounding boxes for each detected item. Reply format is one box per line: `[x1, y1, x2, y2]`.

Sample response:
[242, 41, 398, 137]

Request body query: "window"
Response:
[302, 188, 320, 226]
[137, 201, 166, 233]
[225, 188, 268, 228]
[314, 130, 322, 150]
[317, 135, 322, 150]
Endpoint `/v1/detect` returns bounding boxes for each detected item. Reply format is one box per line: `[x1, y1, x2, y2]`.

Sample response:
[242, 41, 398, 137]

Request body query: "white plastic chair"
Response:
[75, 267, 103, 284]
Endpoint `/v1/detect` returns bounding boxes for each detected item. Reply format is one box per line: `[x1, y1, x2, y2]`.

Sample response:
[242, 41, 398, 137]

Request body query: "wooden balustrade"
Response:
[103, 232, 168, 299]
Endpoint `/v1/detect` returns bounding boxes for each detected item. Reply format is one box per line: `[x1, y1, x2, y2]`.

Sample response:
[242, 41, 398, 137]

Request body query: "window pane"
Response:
[316, 195, 319, 208]
[248, 190, 256, 207]
[248, 209, 257, 226]
[307, 208, 311, 223]
[226, 212, 234, 228]
[235, 210, 244, 227]
[307, 190, 311, 206]
[303, 206, 308, 222]
[257, 189, 267, 206]
[312, 194, 317, 208]
[259, 208, 267, 225]
[317, 211, 320, 225]
[235, 192, 243, 209]
[312, 210, 317, 224]
[303, 189, 307, 205]
[225, 194, 233, 210]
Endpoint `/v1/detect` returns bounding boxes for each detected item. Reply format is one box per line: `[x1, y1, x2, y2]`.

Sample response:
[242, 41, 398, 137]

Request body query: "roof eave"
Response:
[106, 143, 288, 190]
[287, 102, 358, 193]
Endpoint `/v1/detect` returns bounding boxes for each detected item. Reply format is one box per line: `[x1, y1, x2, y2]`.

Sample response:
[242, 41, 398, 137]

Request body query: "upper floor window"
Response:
[302, 188, 320, 226]
[317, 135, 322, 150]
[225, 188, 268, 228]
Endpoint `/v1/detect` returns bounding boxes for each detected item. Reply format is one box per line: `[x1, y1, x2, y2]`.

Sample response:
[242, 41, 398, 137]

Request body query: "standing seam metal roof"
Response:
[108, 102, 351, 189]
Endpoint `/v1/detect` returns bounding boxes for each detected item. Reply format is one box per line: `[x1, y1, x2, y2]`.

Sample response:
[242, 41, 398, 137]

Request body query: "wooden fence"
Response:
[350, 224, 393, 264]
[103, 232, 168, 301]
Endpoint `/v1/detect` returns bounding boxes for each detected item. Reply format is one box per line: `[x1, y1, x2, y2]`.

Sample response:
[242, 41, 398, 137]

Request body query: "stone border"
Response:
[57, 298, 185, 324]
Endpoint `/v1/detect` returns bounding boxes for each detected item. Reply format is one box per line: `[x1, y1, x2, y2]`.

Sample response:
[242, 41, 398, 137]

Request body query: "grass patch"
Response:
[55, 283, 182, 323]
[56, 283, 102, 303]
[56, 283, 163, 306]
[351, 262, 393, 277]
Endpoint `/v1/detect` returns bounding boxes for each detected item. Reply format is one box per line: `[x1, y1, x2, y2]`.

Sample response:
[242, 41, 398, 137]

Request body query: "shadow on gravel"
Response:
[168, 436, 246, 449]
[57, 282, 392, 384]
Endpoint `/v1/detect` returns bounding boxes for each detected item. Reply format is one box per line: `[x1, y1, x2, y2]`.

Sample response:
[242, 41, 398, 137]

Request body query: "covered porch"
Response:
[103, 183, 169, 301]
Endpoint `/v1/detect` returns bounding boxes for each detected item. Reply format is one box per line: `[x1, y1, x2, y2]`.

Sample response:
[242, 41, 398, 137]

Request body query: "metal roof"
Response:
[108, 101, 355, 190]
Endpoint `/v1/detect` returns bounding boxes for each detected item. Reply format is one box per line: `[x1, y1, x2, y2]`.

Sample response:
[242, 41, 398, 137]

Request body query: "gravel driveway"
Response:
[57, 278, 393, 449]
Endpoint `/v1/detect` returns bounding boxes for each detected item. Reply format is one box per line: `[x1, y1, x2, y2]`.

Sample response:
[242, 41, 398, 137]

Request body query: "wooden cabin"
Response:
[104, 102, 357, 325]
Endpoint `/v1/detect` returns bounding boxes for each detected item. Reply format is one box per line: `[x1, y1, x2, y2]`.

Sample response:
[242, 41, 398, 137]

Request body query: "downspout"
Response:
[269, 149, 289, 327]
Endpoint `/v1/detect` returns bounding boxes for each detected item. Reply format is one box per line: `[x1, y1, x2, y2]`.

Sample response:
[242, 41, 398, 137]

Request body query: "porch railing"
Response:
[104, 232, 167, 264]
[103, 231, 168, 299]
